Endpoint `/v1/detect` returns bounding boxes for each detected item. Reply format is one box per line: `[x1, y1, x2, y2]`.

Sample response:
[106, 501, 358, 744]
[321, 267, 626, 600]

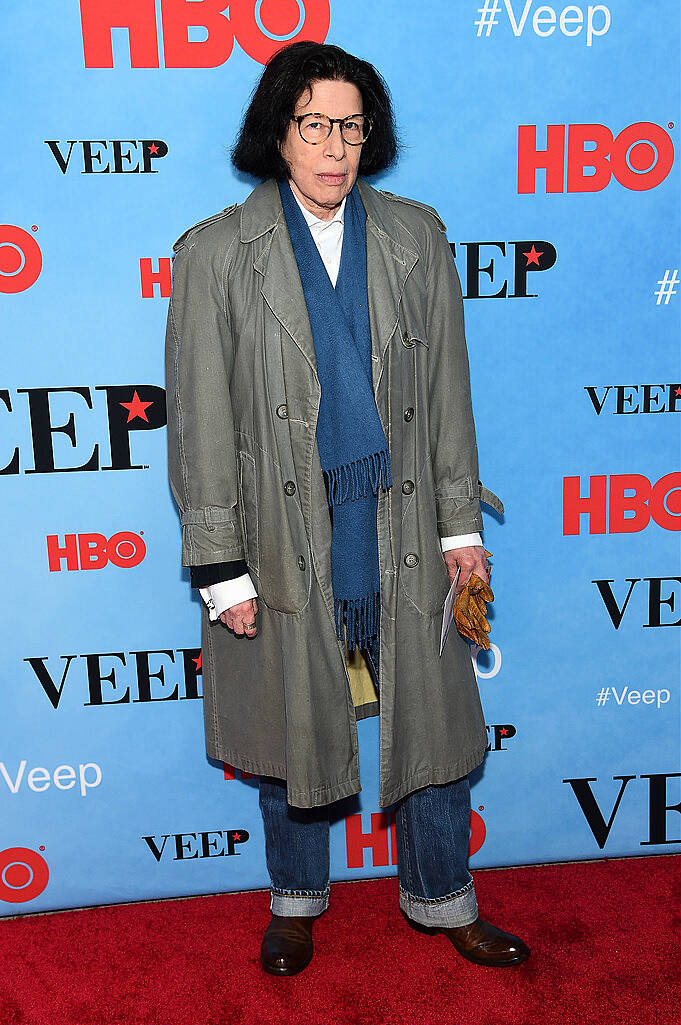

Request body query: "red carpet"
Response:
[0, 856, 677, 1025]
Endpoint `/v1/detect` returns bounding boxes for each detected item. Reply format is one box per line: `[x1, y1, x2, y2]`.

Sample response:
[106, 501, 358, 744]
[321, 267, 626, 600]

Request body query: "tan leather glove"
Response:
[452, 550, 495, 650]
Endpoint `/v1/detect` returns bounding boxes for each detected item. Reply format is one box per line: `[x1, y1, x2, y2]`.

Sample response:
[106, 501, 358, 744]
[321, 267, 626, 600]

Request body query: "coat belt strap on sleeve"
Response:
[180, 506, 239, 532]
[475, 482, 504, 516]
[433, 476, 504, 516]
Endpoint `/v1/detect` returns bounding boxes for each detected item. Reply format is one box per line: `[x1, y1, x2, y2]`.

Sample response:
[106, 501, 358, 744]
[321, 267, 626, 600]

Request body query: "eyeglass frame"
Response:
[290, 112, 373, 146]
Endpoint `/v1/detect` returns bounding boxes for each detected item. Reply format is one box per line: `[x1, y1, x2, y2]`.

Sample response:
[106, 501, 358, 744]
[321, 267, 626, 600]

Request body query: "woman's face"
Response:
[279, 78, 364, 221]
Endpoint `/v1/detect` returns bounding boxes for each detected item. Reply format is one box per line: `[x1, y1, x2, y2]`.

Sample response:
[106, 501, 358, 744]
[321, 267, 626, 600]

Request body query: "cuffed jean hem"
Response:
[270, 888, 330, 917]
[398, 878, 479, 928]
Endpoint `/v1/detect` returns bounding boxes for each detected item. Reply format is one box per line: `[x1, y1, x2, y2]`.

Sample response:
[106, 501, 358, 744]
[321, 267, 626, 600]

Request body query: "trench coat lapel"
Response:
[357, 179, 419, 392]
[241, 180, 321, 386]
[243, 179, 419, 395]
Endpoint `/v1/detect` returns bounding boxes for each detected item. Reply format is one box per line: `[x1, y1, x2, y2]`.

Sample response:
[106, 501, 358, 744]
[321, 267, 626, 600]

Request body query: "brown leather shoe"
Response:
[260, 913, 316, 976]
[440, 916, 530, 967]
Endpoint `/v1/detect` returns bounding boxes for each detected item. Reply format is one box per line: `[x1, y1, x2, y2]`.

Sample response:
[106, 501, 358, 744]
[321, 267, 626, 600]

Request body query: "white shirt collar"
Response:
[291, 187, 346, 229]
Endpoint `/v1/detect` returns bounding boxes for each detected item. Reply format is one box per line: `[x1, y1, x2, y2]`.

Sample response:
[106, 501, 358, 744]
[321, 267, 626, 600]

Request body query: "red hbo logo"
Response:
[518, 122, 675, 193]
[231, 0, 331, 64]
[80, 0, 331, 68]
[47, 531, 147, 572]
[0, 226, 42, 294]
[0, 847, 50, 903]
[563, 473, 681, 535]
[469, 810, 486, 857]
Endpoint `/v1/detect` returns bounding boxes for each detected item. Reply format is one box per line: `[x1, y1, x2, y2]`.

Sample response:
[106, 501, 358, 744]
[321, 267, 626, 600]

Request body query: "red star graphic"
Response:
[675, 386, 681, 397]
[193, 652, 202, 671]
[120, 390, 153, 423]
[148, 142, 159, 155]
[232, 832, 242, 841]
[523, 245, 543, 266]
[499, 727, 508, 736]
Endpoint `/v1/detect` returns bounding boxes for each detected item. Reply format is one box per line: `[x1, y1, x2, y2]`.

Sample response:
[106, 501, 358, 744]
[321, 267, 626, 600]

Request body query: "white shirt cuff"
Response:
[199, 574, 258, 621]
[440, 532, 483, 553]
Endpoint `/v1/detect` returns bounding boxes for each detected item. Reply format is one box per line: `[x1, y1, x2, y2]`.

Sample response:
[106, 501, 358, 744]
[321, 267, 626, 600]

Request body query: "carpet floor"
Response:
[0, 855, 678, 1025]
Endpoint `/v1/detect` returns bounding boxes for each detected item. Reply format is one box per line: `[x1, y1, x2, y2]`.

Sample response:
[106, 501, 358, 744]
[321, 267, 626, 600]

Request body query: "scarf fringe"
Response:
[323, 449, 392, 506]
[335, 590, 380, 652]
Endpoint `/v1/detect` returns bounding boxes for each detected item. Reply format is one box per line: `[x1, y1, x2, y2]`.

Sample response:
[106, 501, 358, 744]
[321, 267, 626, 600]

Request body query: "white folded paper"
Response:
[439, 566, 461, 656]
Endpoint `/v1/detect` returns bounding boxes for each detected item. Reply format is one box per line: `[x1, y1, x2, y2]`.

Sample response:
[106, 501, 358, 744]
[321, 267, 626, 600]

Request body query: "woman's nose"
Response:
[323, 122, 346, 159]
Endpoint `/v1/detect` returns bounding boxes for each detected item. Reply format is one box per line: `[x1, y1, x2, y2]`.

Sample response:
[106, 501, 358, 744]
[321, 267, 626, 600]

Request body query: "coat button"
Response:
[402, 480, 414, 495]
[404, 407, 414, 421]
[402, 331, 415, 348]
[298, 555, 306, 571]
[276, 403, 288, 419]
[284, 480, 296, 495]
[404, 553, 419, 568]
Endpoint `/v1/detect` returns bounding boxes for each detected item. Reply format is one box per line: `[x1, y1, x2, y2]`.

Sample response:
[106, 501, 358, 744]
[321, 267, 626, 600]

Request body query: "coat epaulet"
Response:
[173, 203, 239, 253]
[378, 190, 447, 233]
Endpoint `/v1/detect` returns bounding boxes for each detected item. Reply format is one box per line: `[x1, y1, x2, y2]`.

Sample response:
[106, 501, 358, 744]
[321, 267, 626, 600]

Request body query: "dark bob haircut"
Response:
[231, 41, 399, 180]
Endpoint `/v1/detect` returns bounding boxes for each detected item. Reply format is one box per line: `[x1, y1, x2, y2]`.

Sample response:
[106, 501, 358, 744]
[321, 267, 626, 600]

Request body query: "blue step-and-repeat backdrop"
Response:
[2, 1, 679, 915]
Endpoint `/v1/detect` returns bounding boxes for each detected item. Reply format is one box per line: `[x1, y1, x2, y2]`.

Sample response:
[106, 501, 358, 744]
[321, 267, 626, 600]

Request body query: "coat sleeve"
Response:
[165, 235, 246, 567]
[423, 217, 503, 535]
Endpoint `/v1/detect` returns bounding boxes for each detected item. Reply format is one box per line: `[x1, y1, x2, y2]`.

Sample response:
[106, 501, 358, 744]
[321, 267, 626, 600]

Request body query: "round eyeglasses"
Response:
[291, 113, 373, 146]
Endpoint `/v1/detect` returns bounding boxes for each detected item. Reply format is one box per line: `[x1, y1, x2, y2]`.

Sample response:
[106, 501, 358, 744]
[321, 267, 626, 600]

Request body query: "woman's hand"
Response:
[443, 546, 490, 595]
[219, 598, 259, 637]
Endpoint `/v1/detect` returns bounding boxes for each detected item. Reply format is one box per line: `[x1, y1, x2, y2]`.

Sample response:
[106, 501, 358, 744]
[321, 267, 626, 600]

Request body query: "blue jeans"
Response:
[257, 633, 479, 928]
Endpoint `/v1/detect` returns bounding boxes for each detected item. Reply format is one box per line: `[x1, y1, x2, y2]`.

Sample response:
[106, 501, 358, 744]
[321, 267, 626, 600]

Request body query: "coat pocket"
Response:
[237, 443, 310, 614]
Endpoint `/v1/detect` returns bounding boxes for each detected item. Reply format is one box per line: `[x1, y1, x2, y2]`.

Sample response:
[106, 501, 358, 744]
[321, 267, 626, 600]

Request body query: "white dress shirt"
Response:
[200, 189, 482, 621]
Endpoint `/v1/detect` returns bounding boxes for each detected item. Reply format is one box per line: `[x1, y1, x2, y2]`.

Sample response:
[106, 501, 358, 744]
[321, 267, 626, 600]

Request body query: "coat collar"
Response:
[240, 177, 416, 255]
[242, 178, 419, 391]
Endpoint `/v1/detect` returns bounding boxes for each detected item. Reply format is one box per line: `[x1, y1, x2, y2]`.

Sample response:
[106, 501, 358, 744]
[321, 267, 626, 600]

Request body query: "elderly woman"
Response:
[165, 41, 529, 976]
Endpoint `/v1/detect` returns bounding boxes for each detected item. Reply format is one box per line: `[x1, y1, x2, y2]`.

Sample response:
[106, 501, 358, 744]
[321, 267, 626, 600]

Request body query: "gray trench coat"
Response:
[165, 176, 504, 809]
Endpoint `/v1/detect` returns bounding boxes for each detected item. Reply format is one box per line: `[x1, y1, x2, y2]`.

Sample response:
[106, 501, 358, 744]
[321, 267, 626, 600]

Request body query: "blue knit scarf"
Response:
[278, 179, 392, 651]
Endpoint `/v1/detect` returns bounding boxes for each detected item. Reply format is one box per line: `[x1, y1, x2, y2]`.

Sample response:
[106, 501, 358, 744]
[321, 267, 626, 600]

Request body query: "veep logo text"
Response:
[564, 773, 681, 848]
[585, 384, 681, 415]
[1, 386, 166, 474]
[593, 577, 680, 630]
[451, 240, 557, 298]
[25, 647, 203, 708]
[563, 473, 681, 534]
[518, 123, 675, 193]
[1, 760, 102, 797]
[142, 829, 249, 861]
[45, 140, 167, 174]
[475, 1, 610, 46]
[79, 0, 331, 68]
